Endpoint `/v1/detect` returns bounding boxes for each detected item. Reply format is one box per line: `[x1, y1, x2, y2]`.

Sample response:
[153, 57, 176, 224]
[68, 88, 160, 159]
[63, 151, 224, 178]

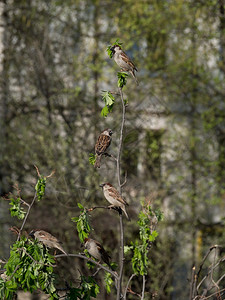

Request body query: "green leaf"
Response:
[77, 203, 84, 210]
[72, 207, 91, 243]
[35, 177, 46, 201]
[117, 72, 128, 88]
[107, 39, 123, 58]
[9, 197, 26, 220]
[124, 245, 132, 254]
[89, 153, 96, 165]
[104, 272, 113, 294]
[101, 106, 110, 117]
[101, 91, 115, 117]
[3, 238, 58, 298]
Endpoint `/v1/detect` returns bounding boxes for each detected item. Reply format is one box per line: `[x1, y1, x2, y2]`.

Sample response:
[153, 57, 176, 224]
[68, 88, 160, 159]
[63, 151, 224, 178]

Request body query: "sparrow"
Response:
[84, 237, 111, 268]
[99, 183, 130, 220]
[29, 230, 67, 255]
[94, 128, 113, 168]
[110, 45, 138, 85]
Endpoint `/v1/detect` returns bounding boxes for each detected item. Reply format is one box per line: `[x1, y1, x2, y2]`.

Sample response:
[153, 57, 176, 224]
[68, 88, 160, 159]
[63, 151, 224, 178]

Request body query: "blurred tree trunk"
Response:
[217, 0, 225, 194]
[0, 0, 10, 196]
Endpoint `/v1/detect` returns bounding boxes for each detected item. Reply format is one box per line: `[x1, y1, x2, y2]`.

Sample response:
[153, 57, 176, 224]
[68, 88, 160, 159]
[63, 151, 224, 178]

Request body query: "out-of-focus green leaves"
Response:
[104, 272, 113, 294]
[9, 196, 26, 220]
[65, 287, 81, 300]
[126, 204, 163, 276]
[107, 45, 113, 58]
[0, 237, 58, 299]
[35, 176, 46, 201]
[80, 276, 99, 299]
[117, 72, 128, 88]
[101, 91, 115, 117]
[65, 276, 99, 299]
[71, 203, 91, 242]
[89, 153, 96, 165]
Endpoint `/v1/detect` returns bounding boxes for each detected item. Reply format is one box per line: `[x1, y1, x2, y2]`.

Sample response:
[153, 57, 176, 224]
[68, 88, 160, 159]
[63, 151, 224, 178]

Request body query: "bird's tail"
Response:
[56, 244, 67, 255]
[130, 70, 139, 86]
[122, 207, 131, 221]
[94, 155, 101, 168]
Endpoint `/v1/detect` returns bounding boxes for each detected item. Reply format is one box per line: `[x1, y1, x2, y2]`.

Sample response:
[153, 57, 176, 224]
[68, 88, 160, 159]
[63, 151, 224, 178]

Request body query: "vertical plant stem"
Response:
[141, 275, 146, 300]
[17, 191, 37, 241]
[124, 274, 136, 300]
[116, 86, 126, 300]
[189, 266, 196, 300]
[117, 87, 126, 193]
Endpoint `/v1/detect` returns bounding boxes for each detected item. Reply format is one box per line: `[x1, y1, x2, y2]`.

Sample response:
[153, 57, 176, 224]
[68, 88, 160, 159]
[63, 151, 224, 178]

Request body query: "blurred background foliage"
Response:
[0, 0, 225, 299]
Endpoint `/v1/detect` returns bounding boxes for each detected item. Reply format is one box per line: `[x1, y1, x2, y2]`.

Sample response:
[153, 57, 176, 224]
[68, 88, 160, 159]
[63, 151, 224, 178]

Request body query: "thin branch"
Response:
[190, 266, 196, 300]
[117, 214, 124, 300]
[17, 191, 37, 241]
[141, 275, 146, 300]
[124, 274, 136, 300]
[55, 253, 118, 279]
[8, 265, 20, 281]
[121, 171, 128, 188]
[17, 247, 56, 267]
[197, 256, 225, 291]
[103, 152, 117, 161]
[197, 245, 218, 279]
[195, 287, 225, 300]
[117, 86, 126, 191]
[87, 205, 121, 213]
[116, 86, 127, 300]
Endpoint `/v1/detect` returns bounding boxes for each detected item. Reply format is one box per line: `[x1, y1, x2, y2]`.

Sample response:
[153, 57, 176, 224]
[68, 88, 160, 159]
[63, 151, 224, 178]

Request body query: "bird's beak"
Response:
[99, 183, 104, 188]
[110, 47, 114, 51]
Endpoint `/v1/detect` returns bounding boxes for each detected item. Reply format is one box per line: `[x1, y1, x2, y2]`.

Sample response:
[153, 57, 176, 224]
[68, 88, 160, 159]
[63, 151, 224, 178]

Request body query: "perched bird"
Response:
[29, 230, 67, 255]
[100, 183, 130, 220]
[110, 45, 138, 85]
[94, 128, 113, 168]
[84, 237, 111, 268]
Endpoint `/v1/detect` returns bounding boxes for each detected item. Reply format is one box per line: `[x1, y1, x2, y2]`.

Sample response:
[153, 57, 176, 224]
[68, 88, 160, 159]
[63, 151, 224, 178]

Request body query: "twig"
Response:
[121, 171, 128, 188]
[194, 287, 225, 300]
[34, 164, 55, 178]
[124, 274, 136, 300]
[55, 253, 118, 279]
[190, 266, 196, 300]
[8, 265, 20, 281]
[197, 245, 218, 279]
[116, 86, 127, 300]
[17, 191, 37, 241]
[197, 255, 225, 291]
[103, 152, 117, 161]
[92, 267, 101, 277]
[141, 275, 146, 300]
[87, 205, 120, 212]
[117, 87, 126, 191]
[17, 247, 56, 267]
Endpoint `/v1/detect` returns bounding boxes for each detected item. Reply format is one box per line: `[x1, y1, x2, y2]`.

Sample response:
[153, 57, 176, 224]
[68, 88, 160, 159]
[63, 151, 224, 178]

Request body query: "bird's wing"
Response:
[38, 231, 59, 243]
[108, 187, 128, 206]
[96, 243, 111, 262]
[121, 52, 138, 72]
[95, 134, 111, 155]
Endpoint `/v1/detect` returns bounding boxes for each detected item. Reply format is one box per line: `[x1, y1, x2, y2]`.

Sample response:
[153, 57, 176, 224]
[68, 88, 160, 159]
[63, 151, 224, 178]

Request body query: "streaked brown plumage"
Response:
[29, 229, 67, 255]
[100, 182, 130, 220]
[84, 237, 111, 268]
[94, 128, 113, 168]
[110, 45, 138, 85]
